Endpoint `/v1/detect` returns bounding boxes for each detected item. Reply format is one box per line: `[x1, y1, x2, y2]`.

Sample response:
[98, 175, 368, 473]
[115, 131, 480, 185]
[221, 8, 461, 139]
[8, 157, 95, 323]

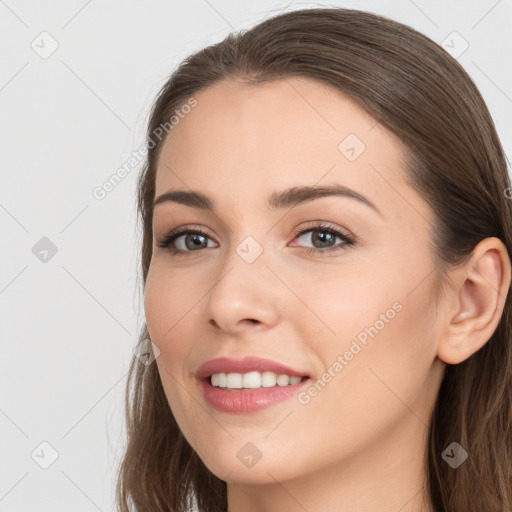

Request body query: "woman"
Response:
[117, 7, 512, 512]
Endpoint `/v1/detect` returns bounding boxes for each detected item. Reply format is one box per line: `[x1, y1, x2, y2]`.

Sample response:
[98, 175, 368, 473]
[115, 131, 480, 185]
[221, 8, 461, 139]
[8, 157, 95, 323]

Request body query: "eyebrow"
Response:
[153, 184, 382, 216]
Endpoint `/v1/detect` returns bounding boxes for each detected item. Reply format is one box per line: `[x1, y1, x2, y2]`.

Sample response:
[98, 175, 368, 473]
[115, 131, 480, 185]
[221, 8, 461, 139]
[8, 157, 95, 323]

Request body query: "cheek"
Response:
[295, 294, 437, 466]
[143, 261, 215, 401]
[295, 262, 399, 345]
[144, 261, 201, 342]
[144, 269, 168, 343]
[306, 258, 437, 408]
[144, 265, 199, 417]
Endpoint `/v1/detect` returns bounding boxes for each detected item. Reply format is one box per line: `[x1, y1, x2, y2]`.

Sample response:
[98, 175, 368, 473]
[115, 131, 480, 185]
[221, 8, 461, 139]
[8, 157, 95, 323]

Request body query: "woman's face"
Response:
[144, 77, 446, 485]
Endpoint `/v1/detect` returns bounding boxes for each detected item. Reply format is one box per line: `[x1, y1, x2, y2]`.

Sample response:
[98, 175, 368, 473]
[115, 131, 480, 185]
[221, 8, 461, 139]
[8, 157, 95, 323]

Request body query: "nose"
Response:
[203, 246, 281, 336]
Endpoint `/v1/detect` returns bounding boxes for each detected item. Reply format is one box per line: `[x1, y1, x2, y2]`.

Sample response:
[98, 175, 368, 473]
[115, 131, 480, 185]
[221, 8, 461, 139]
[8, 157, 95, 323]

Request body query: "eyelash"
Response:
[156, 222, 356, 257]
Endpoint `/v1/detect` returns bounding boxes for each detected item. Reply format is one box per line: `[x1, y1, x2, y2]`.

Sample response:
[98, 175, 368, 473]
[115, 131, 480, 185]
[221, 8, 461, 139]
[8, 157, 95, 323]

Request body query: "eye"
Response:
[156, 222, 356, 257]
[156, 227, 217, 256]
[291, 222, 356, 255]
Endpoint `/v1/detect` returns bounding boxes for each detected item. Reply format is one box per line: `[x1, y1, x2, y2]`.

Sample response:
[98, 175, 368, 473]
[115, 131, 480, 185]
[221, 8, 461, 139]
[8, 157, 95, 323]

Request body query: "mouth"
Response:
[199, 373, 312, 413]
[203, 371, 311, 390]
[195, 356, 313, 412]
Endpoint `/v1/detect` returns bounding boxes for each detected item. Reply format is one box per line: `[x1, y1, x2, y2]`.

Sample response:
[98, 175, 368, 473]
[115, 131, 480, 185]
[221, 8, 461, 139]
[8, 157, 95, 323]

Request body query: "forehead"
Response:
[154, 77, 412, 217]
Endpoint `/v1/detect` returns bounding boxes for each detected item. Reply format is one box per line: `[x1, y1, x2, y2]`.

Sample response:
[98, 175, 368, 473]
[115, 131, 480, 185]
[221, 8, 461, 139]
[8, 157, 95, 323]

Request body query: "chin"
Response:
[194, 442, 308, 485]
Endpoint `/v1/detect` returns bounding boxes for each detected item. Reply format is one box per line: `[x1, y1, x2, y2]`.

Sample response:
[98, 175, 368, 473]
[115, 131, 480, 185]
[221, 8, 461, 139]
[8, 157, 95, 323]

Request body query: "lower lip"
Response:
[199, 377, 311, 413]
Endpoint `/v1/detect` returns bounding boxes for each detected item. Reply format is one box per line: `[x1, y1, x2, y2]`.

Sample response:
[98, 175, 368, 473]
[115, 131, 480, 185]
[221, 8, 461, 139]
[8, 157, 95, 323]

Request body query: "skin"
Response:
[144, 76, 511, 512]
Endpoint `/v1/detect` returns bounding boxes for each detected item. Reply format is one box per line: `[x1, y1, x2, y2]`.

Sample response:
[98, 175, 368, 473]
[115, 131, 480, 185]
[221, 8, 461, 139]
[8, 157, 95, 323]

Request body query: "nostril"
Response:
[241, 319, 260, 325]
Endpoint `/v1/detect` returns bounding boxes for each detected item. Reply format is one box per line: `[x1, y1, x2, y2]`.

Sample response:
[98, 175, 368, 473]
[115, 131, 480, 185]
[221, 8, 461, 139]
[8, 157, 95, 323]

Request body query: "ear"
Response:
[437, 237, 511, 365]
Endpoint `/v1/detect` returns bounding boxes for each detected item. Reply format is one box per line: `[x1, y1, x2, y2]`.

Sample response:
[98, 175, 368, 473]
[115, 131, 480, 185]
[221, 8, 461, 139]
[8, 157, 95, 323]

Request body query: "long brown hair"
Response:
[116, 7, 512, 511]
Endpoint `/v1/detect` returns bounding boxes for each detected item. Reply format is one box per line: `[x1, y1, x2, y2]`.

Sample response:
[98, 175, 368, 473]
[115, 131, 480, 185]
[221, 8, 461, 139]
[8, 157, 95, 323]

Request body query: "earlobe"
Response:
[437, 237, 511, 365]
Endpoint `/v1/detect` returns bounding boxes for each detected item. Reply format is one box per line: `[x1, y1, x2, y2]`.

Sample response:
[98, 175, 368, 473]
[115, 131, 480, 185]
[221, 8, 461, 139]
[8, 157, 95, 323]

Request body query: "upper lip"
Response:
[195, 356, 310, 380]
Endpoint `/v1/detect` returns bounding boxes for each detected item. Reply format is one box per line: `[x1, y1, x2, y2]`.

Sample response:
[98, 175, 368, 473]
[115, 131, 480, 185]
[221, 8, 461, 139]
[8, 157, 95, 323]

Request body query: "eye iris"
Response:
[186, 233, 207, 250]
[312, 230, 335, 248]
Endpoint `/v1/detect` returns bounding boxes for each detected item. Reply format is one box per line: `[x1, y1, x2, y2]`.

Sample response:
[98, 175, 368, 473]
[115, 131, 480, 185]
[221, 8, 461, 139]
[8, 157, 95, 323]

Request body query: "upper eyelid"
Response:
[160, 222, 353, 246]
[294, 220, 353, 236]
[163, 222, 348, 237]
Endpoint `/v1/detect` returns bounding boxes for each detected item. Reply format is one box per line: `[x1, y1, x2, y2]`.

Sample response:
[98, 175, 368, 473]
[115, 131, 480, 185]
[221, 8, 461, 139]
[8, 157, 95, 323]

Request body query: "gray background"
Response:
[1, 1, 510, 511]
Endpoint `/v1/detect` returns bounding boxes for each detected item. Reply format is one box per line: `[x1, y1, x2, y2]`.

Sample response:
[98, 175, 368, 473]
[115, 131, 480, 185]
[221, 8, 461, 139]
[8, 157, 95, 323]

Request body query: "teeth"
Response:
[210, 371, 304, 389]
[226, 373, 242, 388]
[262, 371, 277, 387]
[243, 371, 261, 388]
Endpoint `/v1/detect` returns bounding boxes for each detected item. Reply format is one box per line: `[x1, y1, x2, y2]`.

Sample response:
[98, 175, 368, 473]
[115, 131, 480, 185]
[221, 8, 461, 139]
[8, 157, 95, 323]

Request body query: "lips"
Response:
[195, 356, 310, 381]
